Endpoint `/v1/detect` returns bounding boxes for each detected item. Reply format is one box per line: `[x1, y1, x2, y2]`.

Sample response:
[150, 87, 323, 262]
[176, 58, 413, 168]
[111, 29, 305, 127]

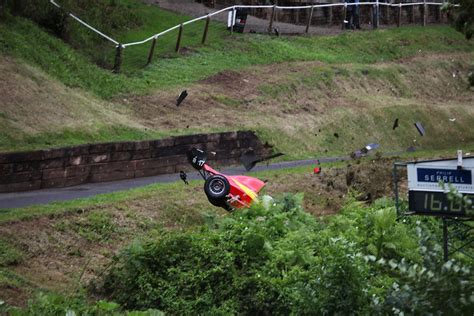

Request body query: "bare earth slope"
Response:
[124, 52, 474, 156]
[0, 56, 146, 149]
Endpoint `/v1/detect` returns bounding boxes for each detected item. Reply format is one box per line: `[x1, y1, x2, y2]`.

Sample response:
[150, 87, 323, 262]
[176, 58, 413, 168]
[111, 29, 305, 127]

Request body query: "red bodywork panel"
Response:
[203, 164, 265, 208]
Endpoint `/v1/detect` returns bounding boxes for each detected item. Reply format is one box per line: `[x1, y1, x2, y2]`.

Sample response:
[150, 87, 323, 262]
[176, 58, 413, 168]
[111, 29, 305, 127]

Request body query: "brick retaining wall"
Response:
[0, 131, 272, 193]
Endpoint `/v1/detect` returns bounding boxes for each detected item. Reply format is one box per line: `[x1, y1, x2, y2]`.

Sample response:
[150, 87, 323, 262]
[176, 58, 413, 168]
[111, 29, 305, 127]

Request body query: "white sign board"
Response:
[407, 157, 474, 193]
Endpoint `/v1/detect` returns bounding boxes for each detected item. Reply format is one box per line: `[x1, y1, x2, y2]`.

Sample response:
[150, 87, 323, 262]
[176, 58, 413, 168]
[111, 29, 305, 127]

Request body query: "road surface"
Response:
[0, 156, 348, 209]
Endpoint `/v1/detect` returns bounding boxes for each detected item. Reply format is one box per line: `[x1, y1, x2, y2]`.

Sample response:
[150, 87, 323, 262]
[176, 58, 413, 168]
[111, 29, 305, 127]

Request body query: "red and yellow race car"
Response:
[186, 148, 266, 211]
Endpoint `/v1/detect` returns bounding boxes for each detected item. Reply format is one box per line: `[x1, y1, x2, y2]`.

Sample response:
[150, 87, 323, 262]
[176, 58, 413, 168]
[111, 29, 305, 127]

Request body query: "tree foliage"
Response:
[444, 0, 474, 39]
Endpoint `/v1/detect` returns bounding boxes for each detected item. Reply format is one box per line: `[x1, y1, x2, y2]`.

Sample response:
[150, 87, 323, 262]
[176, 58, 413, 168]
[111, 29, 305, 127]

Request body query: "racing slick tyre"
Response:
[204, 174, 230, 200]
[207, 197, 233, 212]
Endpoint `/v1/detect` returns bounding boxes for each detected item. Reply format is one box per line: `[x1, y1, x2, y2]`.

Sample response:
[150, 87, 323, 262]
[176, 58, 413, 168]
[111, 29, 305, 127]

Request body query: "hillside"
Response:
[0, 10, 473, 156]
[1, 1, 474, 313]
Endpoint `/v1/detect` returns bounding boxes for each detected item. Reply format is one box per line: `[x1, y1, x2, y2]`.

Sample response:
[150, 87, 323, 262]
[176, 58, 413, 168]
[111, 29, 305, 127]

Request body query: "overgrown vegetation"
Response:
[444, 0, 474, 39]
[97, 195, 473, 315]
[5, 194, 470, 314]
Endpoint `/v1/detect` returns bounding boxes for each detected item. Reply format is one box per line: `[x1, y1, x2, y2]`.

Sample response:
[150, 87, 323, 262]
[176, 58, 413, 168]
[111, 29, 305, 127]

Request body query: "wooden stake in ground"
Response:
[202, 15, 210, 44]
[268, 5, 276, 33]
[113, 44, 122, 74]
[306, 6, 314, 34]
[398, 3, 402, 27]
[176, 24, 183, 53]
[342, 3, 347, 30]
[147, 38, 157, 65]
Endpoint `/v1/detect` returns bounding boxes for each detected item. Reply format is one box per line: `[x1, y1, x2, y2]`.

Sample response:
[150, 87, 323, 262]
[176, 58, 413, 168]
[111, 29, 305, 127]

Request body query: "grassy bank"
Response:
[1, 10, 472, 99]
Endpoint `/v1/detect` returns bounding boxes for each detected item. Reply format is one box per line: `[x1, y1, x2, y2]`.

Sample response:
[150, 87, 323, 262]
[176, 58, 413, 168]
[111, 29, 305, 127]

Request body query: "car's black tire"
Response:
[207, 197, 233, 212]
[204, 174, 230, 200]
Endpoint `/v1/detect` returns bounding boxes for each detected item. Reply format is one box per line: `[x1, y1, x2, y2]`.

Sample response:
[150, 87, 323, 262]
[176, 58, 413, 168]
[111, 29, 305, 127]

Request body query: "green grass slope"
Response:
[1, 10, 472, 99]
[0, 3, 473, 155]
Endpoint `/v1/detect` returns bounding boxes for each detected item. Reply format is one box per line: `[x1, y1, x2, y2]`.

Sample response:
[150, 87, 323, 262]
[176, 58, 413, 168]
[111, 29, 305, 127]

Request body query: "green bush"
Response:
[101, 195, 473, 314]
[103, 195, 370, 314]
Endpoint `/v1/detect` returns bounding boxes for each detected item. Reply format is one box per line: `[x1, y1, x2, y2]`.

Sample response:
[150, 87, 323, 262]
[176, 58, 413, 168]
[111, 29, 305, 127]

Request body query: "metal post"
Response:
[113, 44, 122, 74]
[398, 3, 402, 27]
[175, 24, 183, 53]
[443, 217, 449, 262]
[202, 15, 210, 44]
[306, 6, 314, 34]
[268, 5, 276, 33]
[147, 38, 157, 65]
[342, 3, 347, 30]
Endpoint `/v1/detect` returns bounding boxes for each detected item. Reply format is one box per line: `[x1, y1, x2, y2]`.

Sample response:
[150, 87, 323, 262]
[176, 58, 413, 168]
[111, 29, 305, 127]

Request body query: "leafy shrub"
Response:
[4, 292, 164, 315]
[371, 223, 474, 314]
[103, 194, 372, 314]
[102, 194, 473, 314]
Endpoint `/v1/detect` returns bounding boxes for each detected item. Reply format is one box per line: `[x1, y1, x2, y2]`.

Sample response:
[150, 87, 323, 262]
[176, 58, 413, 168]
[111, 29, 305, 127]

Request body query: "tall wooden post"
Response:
[397, 3, 402, 27]
[202, 15, 210, 44]
[175, 24, 183, 53]
[328, 6, 333, 25]
[147, 38, 157, 65]
[268, 5, 276, 33]
[342, 3, 347, 30]
[306, 6, 314, 34]
[423, 0, 427, 26]
[376, 0, 379, 28]
[113, 44, 122, 74]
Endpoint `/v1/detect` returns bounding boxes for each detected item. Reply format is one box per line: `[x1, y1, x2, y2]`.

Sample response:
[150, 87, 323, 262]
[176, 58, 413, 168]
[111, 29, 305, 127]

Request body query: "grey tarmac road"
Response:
[0, 156, 349, 210]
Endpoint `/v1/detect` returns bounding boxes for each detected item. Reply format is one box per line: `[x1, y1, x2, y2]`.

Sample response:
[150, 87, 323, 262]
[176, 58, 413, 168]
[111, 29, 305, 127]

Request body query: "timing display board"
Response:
[406, 157, 474, 217]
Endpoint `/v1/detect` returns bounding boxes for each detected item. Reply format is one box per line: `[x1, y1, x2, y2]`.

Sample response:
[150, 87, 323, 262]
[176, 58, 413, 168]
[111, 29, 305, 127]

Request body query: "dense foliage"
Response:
[444, 0, 474, 39]
[101, 195, 473, 315]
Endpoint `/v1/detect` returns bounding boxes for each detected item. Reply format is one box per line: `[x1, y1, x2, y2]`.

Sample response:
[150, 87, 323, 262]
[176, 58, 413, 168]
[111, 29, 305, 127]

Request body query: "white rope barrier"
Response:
[49, 0, 119, 45]
[48, 0, 453, 49]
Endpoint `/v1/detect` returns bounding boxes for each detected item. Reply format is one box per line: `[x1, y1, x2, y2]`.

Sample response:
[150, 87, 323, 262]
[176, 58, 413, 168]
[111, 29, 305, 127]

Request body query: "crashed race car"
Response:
[186, 148, 266, 211]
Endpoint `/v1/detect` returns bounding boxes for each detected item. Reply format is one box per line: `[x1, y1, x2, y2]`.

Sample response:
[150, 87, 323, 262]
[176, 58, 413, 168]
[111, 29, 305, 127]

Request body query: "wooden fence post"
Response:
[342, 3, 347, 30]
[202, 15, 210, 44]
[397, 3, 402, 27]
[113, 44, 122, 74]
[147, 38, 157, 65]
[385, 3, 390, 24]
[175, 24, 183, 53]
[268, 5, 276, 33]
[371, 4, 378, 29]
[376, 0, 379, 28]
[328, 6, 333, 25]
[306, 6, 314, 34]
[423, 0, 427, 26]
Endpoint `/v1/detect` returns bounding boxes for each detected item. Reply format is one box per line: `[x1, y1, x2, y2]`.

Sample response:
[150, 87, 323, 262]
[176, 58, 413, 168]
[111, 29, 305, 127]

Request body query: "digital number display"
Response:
[408, 191, 474, 217]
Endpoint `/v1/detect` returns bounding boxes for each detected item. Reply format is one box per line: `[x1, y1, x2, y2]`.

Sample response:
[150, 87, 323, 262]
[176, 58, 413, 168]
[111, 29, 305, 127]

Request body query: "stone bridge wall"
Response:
[0, 131, 272, 193]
